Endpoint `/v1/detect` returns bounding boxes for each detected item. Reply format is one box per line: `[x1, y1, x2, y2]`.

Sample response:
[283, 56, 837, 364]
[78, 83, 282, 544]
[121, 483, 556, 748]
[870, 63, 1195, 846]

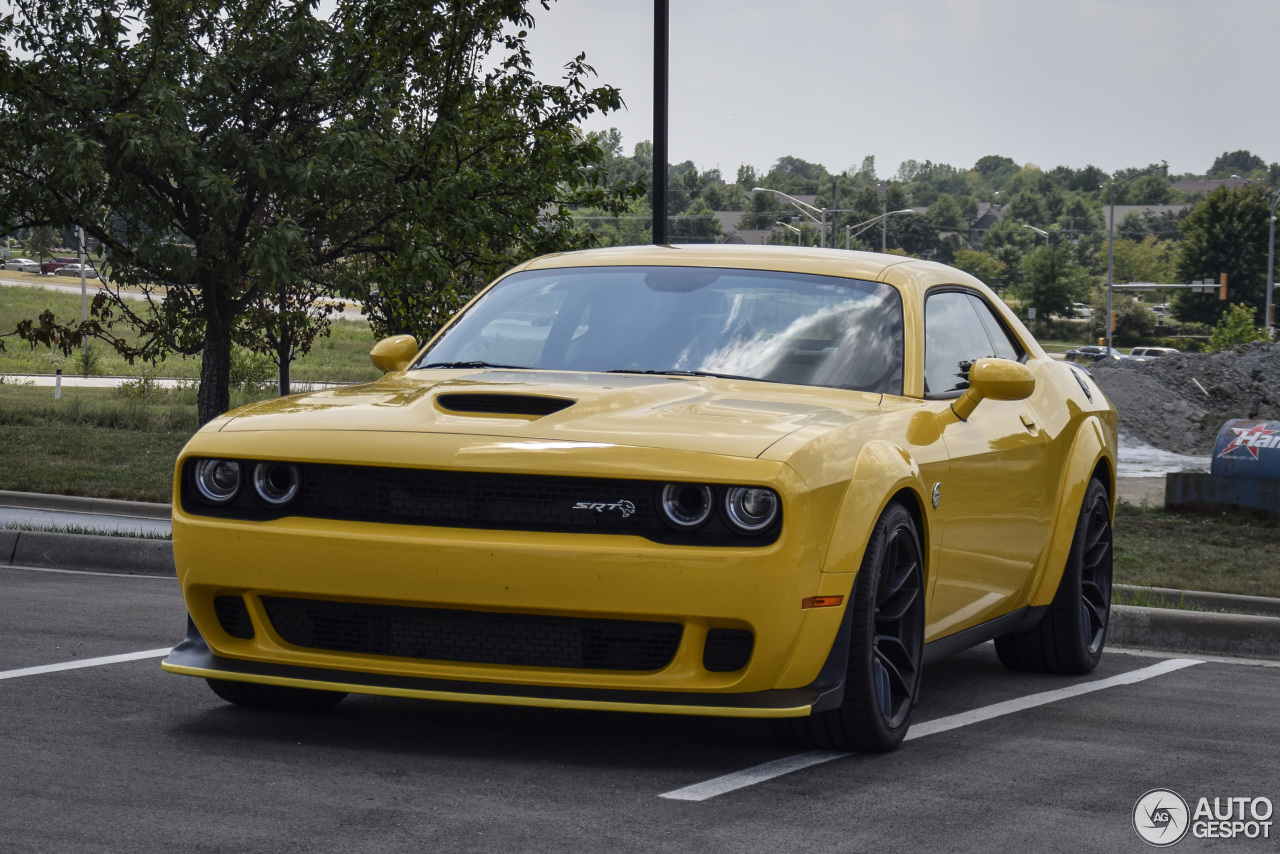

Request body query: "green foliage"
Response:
[952, 250, 1007, 288]
[1207, 304, 1268, 351]
[0, 0, 643, 426]
[1103, 237, 1178, 284]
[71, 343, 101, 377]
[229, 346, 276, 391]
[27, 226, 57, 266]
[1013, 246, 1095, 321]
[1209, 150, 1268, 179]
[1174, 186, 1271, 325]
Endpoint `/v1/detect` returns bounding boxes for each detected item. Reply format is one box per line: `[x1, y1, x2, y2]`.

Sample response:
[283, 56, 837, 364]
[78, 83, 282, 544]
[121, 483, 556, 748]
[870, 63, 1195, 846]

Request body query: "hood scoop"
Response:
[435, 392, 576, 417]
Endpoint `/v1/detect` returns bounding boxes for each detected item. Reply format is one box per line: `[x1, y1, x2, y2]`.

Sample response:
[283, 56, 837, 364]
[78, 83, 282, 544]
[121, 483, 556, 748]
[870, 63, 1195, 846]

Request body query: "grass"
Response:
[0, 384, 267, 502]
[1, 283, 382, 384]
[1, 521, 171, 540]
[1113, 503, 1280, 599]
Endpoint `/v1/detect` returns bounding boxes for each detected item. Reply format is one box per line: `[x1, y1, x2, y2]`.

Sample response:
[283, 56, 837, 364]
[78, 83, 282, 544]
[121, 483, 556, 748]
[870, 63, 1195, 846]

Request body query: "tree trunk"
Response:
[198, 323, 232, 427]
[278, 336, 291, 397]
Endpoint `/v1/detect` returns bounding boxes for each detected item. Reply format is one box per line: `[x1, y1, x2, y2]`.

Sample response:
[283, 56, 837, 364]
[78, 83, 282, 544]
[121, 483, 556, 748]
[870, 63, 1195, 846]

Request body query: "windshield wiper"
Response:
[605, 369, 778, 383]
[416, 360, 527, 370]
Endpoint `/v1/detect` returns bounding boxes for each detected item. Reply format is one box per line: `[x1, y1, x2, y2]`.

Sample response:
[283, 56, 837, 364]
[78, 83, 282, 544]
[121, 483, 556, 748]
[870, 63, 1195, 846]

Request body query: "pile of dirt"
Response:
[1089, 341, 1280, 456]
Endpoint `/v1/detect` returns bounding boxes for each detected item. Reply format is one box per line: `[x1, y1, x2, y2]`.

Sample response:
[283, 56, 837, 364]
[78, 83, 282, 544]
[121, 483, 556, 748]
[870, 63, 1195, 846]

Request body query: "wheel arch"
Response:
[1027, 415, 1115, 607]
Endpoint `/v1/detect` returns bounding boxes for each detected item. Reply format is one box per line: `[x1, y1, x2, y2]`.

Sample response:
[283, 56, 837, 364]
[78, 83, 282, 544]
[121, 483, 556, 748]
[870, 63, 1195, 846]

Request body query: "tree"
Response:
[1088, 293, 1156, 344]
[952, 250, 1007, 289]
[0, 0, 642, 425]
[1209, 150, 1267, 178]
[1012, 246, 1094, 320]
[926, 194, 965, 229]
[26, 226, 57, 271]
[1206, 303, 1267, 351]
[1173, 186, 1270, 325]
[1101, 237, 1178, 284]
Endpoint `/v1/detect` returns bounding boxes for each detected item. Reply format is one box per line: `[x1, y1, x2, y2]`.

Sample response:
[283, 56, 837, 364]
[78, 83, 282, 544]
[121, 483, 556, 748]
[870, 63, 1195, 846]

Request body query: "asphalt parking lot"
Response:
[3, 564, 1278, 853]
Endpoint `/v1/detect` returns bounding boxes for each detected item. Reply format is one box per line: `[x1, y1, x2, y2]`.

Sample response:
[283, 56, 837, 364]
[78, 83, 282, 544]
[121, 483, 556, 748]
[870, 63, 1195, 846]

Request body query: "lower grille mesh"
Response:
[214, 595, 255, 639]
[261, 597, 682, 672]
[703, 628, 754, 672]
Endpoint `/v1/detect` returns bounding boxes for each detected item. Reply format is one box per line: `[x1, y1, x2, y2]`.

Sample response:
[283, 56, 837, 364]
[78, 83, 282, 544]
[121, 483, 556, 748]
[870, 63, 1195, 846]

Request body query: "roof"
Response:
[1105, 204, 1190, 223]
[1171, 178, 1249, 193]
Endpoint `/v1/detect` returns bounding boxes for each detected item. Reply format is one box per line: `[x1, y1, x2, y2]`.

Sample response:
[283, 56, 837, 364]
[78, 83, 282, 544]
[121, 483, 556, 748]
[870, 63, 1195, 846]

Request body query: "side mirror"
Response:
[950, 358, 1034, 421]
[370, 335, 420, 374]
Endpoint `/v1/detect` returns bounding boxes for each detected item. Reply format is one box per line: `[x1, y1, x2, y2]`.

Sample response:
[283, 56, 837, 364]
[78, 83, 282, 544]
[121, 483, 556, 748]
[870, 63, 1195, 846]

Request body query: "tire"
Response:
[995, 478, 1112, 674]
[772, 502, 925, 753]
[206, 678, 347, 712]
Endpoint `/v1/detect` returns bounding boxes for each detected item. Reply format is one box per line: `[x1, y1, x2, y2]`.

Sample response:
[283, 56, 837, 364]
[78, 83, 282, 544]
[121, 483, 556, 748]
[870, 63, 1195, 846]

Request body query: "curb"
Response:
[0, 489, 170, 520]
[0, 530, 173, 576]
[1115, 584, 1280, 618]
[1110, 605, 1280, 661]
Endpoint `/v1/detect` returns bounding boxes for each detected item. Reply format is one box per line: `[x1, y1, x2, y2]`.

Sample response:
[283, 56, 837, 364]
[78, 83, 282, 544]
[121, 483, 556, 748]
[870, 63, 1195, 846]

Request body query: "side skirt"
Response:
[922, 606, 1049, 666]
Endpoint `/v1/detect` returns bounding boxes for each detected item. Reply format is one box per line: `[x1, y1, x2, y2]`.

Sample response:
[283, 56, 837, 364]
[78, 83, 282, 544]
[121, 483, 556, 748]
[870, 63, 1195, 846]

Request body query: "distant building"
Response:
[1171, 177, 1249, 194]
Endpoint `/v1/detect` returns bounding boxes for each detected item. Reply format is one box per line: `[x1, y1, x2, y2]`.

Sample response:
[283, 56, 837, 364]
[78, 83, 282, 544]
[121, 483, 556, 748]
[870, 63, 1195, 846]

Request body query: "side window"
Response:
[924, 291, 1002, 396]
[966, 294, 1023, 362]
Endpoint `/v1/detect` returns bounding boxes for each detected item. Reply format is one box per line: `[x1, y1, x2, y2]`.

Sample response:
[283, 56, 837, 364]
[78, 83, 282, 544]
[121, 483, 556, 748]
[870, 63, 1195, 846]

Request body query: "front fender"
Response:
[773, 440, 927, 689]
[1027, 415, 1115, 607]
[819, 440, 928, 577]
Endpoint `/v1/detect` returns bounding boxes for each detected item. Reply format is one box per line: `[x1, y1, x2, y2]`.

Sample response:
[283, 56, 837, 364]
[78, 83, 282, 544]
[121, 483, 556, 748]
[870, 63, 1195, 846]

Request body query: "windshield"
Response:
[415, 265, 904, 394]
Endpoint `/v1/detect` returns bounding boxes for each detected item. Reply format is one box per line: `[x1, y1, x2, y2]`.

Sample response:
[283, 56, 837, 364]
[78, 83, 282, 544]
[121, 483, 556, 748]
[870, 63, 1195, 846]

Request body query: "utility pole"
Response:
[78, 226, 88, 375]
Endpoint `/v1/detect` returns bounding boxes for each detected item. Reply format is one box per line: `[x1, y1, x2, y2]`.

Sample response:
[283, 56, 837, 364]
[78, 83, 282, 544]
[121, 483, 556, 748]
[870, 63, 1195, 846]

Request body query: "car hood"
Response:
[218, 369, 883, 459]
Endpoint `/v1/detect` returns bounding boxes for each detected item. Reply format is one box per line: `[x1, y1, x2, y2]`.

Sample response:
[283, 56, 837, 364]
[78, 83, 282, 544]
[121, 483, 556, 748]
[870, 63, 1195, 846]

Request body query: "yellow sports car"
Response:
[163, 245, 1117, 752]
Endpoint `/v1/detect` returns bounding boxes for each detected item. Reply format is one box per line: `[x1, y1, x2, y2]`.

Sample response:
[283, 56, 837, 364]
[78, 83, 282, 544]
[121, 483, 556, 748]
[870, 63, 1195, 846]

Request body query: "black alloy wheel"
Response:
[995, 478, 1112, 674]
[772, 501, 925, 752]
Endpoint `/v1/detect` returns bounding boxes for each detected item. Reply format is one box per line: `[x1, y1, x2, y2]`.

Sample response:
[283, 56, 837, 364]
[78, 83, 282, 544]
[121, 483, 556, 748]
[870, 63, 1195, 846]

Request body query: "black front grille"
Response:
[436, 393, 574, 417]
[214, 595, 255, 639]
[703, 629, 754, 672]
[181, 461, 780, 546]
[261, 597, 683, 672]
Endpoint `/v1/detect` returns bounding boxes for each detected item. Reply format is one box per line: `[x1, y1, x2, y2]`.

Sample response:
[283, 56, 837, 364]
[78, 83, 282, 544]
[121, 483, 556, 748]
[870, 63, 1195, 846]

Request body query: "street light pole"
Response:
[774, 221, 801, 246]
[845, 209, 916, 249]
[1022, 224, 1050, 245]
[652, 0, 668, 245]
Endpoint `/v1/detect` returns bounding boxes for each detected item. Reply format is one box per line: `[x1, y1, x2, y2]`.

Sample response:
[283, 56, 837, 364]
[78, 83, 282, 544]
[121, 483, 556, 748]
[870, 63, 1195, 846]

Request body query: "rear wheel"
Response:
[206, 678, 347, 712]
[995, 478, 1112, 674]
[772, 502, 925, 753]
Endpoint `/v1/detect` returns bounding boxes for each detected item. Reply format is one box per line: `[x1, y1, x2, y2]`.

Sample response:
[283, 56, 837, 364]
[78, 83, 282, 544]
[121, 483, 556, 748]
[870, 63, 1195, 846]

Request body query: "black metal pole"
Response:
[652, 0, 668, 245]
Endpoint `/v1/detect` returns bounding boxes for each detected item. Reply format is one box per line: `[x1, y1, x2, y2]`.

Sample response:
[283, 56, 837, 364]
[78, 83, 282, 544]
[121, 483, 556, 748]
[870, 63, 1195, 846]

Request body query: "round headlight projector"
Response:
[253, 462, 300, 506]
[193, 459, 242, 504]
[660, 483, 714, 528]
[724, 487, 779, 532]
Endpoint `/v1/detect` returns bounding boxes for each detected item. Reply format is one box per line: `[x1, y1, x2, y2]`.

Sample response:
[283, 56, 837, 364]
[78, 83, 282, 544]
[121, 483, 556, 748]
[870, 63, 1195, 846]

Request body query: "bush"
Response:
[229, 346, 275, 391]
[1207, 303, 1267, 351]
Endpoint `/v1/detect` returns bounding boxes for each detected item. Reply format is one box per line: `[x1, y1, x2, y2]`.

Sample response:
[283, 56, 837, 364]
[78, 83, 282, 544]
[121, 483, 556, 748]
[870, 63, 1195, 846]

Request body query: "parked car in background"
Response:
[1065, 345, 1126, 364]
[164, 244, 1119, 754]
[55, 262, 99, 279]
[41, 256, 78, 274]
[1071, 303, 1093, 319]
[3, 257, 41, 272]
[1129, 346, 1178, 361]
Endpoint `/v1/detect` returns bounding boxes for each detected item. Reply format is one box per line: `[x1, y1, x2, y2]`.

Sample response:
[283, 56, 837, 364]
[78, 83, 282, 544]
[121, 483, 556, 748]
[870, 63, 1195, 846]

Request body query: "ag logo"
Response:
[572, 500, 636, 518]
[1134, 789, 1190, 846]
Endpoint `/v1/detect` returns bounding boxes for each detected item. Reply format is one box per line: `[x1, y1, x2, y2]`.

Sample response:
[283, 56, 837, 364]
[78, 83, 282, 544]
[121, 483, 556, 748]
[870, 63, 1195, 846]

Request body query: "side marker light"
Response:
[801, 595, 844, 609]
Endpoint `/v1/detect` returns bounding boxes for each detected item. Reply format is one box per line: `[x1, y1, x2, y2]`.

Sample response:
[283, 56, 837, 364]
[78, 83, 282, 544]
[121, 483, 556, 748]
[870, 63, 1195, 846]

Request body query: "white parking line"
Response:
[0, 565, 174, 580]
[0, 648, 172, 681]
[660, 658, 1202, 802]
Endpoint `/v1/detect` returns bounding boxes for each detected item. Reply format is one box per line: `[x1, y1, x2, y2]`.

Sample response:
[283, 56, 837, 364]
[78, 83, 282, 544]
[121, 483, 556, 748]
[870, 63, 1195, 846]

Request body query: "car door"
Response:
[922, 289, 1052, 639]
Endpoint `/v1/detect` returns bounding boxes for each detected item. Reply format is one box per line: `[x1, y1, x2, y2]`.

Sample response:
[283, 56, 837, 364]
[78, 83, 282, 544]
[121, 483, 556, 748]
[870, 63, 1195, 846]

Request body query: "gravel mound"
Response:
[1089, 342, 1280, 456]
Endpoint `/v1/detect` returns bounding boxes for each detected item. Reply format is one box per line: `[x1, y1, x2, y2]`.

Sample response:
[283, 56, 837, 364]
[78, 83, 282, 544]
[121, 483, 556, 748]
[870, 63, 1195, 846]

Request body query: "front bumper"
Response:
[163, 616, 851, 718]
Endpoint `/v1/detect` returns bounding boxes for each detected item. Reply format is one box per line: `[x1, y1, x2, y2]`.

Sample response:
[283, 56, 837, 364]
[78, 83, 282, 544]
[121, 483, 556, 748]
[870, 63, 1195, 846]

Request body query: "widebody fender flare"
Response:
[1027, 414, 1115, 607]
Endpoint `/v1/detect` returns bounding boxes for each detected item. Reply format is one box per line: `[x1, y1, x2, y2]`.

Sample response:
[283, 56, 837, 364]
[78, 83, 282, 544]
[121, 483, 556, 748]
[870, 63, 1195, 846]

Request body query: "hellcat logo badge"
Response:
[931, 482, 941, 510]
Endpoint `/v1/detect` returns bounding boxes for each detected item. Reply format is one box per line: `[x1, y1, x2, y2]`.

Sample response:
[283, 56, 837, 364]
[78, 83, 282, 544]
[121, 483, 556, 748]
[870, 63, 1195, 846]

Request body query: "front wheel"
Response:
[995, 478, 1112, 674]
[772, 502, 925, 752]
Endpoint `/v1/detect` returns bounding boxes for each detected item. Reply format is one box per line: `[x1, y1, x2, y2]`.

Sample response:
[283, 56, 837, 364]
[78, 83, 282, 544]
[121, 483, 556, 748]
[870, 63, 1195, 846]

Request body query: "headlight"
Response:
[724, 487, 779, 532]
[253, 462, 300, 506]
[660, 483, 714, 528]
[193, 459, 242, 504]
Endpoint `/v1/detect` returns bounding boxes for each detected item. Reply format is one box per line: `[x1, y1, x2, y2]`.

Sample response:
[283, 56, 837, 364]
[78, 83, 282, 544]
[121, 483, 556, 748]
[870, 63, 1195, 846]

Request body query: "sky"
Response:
[523, 0, 1280, 180]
